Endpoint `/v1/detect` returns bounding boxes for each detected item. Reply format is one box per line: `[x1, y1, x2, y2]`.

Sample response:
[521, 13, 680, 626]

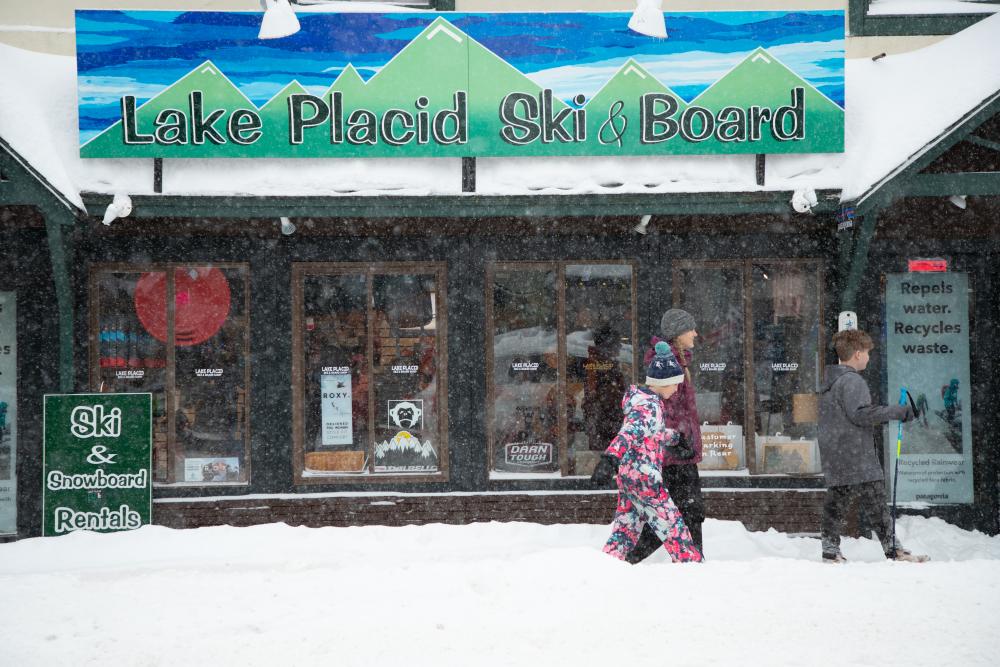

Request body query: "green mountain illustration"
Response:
[691, 47, 844, 154]
[257, 80, 312, 154]
[81, 60, 260, 158]
[466, 30, 579, 156]
[324, 64, 367, 99]
[364, 16, 469, 107]
[585, 58, 688, 155]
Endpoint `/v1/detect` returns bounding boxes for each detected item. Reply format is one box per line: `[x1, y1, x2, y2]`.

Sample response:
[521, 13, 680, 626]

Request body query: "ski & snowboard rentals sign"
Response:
[42, 393, 152, 536]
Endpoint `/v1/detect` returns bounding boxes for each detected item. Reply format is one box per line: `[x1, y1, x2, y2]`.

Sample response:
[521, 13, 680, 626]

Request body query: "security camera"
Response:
[102, 194, 133, 226]
[790, 188, 817, 214]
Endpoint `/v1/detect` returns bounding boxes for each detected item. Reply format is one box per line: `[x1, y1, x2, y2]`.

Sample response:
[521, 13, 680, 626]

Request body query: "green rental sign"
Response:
[42, 393, 152, 536]
[76, 11, 846, 159]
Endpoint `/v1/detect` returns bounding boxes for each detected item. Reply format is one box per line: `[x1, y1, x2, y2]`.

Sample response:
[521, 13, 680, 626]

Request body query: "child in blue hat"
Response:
[598, 341, 703, 563]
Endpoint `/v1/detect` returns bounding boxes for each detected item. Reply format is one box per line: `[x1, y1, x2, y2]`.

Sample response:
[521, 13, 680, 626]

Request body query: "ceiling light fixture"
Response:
[628, 0, 667, 39]
[633, 214, 652, 235]
[790, 188, 817, 214]
[259, 0, 300, 40]
[102, 194, 133, 226]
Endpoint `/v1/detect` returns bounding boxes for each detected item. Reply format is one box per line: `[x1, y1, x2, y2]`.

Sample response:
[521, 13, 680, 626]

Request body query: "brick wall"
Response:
[153, 489, 828, 534]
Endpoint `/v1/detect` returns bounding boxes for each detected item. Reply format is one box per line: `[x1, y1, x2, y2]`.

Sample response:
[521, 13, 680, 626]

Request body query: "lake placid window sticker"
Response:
[76, 10, 844, 159]
[297, 265, 445, 479]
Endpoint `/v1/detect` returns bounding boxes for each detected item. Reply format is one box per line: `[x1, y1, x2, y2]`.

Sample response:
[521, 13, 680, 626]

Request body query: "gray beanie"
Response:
[660, 309, 697, 341]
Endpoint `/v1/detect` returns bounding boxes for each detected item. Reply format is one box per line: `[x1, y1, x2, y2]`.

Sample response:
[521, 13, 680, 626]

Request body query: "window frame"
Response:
[291, 262, 449, 485]
[673, 258, 825, 476]
[485, 260, 638, 478]
[88, 262, 252, 486]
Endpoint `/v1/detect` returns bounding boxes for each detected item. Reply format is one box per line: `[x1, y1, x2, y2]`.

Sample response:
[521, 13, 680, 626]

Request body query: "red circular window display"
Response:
[134, 268, 232, 346]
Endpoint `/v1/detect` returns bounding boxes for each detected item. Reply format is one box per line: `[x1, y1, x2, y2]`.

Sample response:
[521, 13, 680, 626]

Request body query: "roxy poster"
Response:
[75, 10, 845, 159]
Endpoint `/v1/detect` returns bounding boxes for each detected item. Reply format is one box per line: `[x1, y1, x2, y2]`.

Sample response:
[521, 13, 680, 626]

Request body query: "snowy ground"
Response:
[1, 516, 998, 666]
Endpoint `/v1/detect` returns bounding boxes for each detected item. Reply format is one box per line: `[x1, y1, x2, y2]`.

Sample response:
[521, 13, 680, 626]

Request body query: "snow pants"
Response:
[822, 480, 900, 557]
[604, 486, 703, 563]
[626, 463, 704, 562]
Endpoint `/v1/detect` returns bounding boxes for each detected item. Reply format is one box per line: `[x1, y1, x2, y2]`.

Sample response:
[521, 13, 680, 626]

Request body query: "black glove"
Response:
[590, 453, 620, 486]
[906, 391, 921, 421]
[896, 403, 916, 423]
[664, 432, 696, 461]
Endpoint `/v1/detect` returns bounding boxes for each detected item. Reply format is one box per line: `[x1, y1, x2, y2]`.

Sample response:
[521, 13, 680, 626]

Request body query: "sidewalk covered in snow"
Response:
[1, 517, 998, 666]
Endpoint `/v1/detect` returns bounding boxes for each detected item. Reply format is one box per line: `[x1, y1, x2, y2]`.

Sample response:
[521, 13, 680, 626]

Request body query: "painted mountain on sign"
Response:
[81, 61, 261, 158]
[466, 25, 576, 156]
[257, 80, 312, 155]
[691, 47, 844, 154]
[585, 59, 688, 154]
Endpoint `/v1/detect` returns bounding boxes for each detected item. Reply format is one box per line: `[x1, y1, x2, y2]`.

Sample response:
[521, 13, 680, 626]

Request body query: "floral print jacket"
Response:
[605, 385, 681, 491]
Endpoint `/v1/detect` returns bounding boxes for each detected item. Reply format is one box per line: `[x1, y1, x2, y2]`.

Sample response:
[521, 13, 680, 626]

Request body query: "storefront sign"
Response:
[0, 293, 16, 535]
[770, 362, 799, 372]
[320, 372, 353, 446]
[42, 393, 152, 536]
[388, 400, 423, 430]
[885, 273, 973, 504]
[699, 362, 727, 372]
[374, 430, 437, 472]
[504, 442, 554, 468]
[184, 457, 240, 483]
[76, 10, 844, 159]
[698, 423, 743, 471]
[836, 205, 855, 231]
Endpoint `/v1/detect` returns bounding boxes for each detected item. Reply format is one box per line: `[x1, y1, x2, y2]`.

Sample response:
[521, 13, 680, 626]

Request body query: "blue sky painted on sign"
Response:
[75, 10, 845, 143]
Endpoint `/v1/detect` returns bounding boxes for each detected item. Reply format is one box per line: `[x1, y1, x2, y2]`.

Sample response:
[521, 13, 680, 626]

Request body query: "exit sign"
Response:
[908, 259, 948, 272]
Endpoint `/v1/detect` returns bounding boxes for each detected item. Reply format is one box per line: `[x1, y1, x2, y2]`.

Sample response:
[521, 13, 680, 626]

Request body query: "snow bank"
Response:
[0, 516, 997, 666]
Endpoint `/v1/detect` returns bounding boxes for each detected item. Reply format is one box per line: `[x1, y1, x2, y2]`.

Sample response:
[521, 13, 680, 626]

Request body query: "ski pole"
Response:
[891, 387, 906, 556]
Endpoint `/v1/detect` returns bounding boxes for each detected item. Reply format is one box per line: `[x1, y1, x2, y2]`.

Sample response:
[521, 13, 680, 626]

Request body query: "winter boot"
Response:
[887, 548, 929, 563]
[822, 552, 847, 564]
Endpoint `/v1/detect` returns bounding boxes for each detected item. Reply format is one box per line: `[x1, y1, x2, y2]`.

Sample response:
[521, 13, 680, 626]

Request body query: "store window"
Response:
[674, 260, 824, 476]
[90, 265, 251, 485]
[0, 292, 16, 534]
[292, 263, 447, 482]
[488, 262, 636, 477]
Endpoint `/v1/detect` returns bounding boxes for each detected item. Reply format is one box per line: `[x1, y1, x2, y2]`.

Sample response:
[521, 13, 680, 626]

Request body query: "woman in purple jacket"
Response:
[593, 309, 704, 562]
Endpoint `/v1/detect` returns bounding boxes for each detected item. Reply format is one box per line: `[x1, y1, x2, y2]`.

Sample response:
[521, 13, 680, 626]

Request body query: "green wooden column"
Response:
[42, 204, 76, 393]
[840, 209, 878, 313]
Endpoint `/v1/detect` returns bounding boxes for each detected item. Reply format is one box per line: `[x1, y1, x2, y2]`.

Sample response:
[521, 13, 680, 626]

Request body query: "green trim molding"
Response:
[849, 0, 995, 36]
[80, 189, 842, 221]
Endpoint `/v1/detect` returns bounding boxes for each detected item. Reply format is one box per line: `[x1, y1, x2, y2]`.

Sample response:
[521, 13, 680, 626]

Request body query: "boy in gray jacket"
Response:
[818, 330, 928, 563]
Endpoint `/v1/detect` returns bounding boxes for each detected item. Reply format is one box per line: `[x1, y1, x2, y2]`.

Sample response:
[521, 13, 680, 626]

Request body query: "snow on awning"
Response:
[841, 12, 1000, 204]
[0, 12, 998, 212]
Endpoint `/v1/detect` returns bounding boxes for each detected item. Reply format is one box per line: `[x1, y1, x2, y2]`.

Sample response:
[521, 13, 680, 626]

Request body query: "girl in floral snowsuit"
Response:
[602, 342, 703, 563]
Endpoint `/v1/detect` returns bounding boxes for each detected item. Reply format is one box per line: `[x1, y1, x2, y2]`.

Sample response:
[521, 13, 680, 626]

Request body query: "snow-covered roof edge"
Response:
[850, 88, 1000, 211]
[839, 12, 1000, 206]
[0, 137, 84, 216]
